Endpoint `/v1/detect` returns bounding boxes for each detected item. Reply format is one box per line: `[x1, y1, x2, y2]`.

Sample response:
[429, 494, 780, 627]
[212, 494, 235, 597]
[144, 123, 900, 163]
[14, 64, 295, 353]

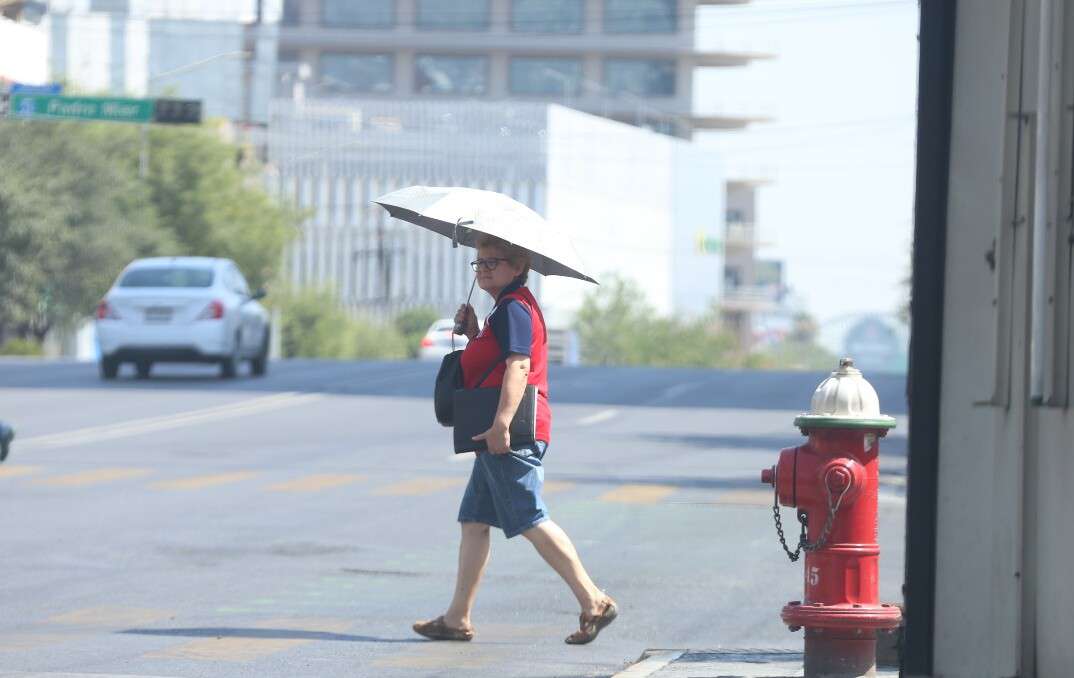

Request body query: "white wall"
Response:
[670, 141, 723, 316]
[543, 105, 722, 327]
[934, 1, 1074, 676]
[0, 18, 48, 85]
[146, 20, 246, 120]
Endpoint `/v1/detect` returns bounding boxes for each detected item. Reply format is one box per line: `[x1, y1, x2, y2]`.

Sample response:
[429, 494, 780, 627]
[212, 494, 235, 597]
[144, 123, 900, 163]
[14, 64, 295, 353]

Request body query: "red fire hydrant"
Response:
[761, 358, 902, 678]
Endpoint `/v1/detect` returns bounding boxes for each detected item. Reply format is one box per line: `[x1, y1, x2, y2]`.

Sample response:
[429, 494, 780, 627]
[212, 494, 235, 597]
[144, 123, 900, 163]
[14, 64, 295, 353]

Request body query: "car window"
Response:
[231, 267, 251, 296]
[119, 267, 214, 288]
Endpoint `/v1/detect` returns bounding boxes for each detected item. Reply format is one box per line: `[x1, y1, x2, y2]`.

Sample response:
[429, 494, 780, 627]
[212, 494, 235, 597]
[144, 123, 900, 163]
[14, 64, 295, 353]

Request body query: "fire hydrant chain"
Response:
[771, 481, 850, 562]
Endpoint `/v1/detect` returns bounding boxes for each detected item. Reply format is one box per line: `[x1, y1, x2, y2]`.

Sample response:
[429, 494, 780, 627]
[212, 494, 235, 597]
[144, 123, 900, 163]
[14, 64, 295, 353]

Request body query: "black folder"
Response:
[452, 385, 537, 453]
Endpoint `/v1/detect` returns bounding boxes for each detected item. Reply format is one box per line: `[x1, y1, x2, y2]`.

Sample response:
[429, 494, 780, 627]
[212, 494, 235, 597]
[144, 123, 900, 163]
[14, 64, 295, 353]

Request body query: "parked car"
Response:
[418, 318, 470, 361]
[0, 422, 12, 463]
[95, 257, 271, 380]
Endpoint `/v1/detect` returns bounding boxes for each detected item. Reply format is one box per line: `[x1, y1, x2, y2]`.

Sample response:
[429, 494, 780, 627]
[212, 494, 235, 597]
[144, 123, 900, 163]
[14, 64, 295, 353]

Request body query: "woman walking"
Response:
[413, 235, 618, 645]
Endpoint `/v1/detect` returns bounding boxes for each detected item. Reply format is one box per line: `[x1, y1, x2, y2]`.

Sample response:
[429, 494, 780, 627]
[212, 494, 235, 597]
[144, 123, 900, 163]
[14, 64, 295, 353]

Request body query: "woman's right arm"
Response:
[455, 304, 479, 340]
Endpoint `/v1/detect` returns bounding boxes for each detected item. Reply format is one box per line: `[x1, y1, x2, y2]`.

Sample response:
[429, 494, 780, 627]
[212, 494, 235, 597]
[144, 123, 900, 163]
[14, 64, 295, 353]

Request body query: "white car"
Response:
[418, 318, 470, 361]
[95, 257, 271, 380]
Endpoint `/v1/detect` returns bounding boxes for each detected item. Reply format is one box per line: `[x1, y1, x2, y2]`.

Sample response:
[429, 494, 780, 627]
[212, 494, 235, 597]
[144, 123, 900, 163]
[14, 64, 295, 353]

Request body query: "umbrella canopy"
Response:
[373, 185, 597, 284]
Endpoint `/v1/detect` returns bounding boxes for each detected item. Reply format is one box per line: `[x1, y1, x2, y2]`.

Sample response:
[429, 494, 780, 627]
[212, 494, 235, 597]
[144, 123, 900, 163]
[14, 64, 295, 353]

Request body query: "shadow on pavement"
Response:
[0, 359, 909, 414]
[119, 627, 421, 644]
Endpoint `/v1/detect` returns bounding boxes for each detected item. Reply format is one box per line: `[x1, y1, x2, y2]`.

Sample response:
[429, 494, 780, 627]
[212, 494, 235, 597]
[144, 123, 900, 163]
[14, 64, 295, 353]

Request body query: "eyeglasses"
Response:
[470, 258, 510, 272]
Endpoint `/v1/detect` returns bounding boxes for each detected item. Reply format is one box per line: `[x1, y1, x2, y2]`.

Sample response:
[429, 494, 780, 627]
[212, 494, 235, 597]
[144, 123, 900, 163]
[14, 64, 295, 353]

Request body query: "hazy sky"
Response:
[694, 0, 919, 326]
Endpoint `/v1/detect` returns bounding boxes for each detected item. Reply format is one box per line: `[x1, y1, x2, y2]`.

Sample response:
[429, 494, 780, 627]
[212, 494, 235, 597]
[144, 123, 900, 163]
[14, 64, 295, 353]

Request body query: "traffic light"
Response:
[153, 98, 202, 125]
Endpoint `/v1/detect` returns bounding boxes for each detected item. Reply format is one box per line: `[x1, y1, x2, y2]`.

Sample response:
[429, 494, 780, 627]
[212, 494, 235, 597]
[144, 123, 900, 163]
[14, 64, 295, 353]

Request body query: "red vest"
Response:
[460, 286, 551, 444]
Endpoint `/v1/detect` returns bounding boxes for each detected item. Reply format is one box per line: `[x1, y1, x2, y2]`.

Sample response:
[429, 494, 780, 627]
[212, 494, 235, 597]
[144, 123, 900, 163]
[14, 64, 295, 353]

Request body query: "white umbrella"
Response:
[373, 185, 597, 285]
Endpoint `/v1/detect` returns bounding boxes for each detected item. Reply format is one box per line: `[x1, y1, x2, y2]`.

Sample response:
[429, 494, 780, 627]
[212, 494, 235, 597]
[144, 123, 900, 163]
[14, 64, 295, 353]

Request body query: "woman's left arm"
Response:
[472, 355, 530, 454]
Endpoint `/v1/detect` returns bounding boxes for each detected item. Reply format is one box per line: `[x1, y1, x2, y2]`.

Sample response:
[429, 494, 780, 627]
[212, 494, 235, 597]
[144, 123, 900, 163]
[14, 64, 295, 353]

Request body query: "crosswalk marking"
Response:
[144, 618, 350, 662]
[36, 468, 151, 488]
[150, 472, 258, 491]
[373, 477, 465, 496]
[0, 465, 41, 479]
[599, 484, 677, 504]
[266, 474, 365, 493]
[48, 607, 172, 627]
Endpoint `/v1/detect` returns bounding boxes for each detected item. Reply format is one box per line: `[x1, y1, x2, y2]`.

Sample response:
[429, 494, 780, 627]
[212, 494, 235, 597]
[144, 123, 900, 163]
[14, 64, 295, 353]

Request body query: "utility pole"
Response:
[241, 0, 263, 158]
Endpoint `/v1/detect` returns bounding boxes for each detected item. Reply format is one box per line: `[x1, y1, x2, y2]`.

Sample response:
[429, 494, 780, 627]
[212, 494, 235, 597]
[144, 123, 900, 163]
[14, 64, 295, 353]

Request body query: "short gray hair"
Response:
[477, 235, 531, 284]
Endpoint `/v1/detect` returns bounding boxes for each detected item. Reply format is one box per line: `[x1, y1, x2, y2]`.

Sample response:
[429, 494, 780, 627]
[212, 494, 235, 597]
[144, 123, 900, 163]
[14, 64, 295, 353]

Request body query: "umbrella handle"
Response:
[453, 275, 479, 344]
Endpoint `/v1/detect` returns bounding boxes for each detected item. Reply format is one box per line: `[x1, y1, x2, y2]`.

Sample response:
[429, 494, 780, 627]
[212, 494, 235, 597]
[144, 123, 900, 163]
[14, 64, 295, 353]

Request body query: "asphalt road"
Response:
[0, 359, 908, 678]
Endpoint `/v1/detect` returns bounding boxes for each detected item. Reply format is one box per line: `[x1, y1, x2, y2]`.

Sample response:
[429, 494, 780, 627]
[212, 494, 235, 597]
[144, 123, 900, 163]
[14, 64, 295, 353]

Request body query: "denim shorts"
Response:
[457, 441, 549, 539]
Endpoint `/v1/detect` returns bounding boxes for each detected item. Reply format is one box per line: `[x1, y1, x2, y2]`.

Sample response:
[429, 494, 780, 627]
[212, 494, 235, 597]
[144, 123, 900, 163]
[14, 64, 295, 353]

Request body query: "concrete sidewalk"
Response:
[613, 649, 900, 677]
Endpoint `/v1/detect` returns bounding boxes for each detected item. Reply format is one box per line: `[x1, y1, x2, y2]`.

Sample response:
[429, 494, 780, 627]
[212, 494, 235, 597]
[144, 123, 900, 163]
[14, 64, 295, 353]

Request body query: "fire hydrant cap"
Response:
[793, 358, 896, 431]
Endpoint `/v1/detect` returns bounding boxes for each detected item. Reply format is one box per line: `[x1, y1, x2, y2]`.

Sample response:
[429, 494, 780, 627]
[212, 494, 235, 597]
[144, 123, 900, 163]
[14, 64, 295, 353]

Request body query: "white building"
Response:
[0, 15, 48, 86]
[267, 98, 724, 330]
[39, 0, 276, 123]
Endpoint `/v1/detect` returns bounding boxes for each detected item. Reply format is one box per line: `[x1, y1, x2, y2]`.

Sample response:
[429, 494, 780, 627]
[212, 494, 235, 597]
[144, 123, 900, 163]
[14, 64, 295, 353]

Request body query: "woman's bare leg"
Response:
[522, 520, 608, 615]
[442, 522, 491, 629]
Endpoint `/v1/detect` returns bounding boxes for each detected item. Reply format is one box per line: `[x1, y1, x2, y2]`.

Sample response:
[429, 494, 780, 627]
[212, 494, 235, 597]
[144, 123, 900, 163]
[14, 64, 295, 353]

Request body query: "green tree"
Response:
[0, 118, 300, 345]
[273, 287, 409, 360]
[747, 312, 838, 370]
[394, 306, 441, 358]
[0, 120, 172, 342]
[140, 124, 299, 290]
[574, 274, 741, 367]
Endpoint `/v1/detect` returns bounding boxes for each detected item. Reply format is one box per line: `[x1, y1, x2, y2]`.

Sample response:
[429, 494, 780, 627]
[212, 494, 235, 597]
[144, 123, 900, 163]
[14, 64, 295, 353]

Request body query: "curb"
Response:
[611, 650, 687, 677]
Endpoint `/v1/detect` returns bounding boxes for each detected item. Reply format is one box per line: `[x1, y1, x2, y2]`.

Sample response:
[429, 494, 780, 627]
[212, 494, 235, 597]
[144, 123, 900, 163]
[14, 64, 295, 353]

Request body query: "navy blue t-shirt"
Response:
[488, 281, 532, 357]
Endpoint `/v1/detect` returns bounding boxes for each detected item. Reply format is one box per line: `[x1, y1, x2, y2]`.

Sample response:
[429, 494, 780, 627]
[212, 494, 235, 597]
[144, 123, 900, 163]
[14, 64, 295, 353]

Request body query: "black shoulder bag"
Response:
[451, 356, 537, 454]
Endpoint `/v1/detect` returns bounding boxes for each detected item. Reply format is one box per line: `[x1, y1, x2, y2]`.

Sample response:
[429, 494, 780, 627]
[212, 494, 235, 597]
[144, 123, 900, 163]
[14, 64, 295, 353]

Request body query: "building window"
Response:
[509, 57, 584, 96]
[604, 58, 675, 96]
[415, 55, 488, 95]
[277, 50, 302, 97]
[321, 0, 395, 28]
[320, 53, 394, 95]
[604, 0, 677, 34]
[416, 0, 490, 31]
[511, 0, 584, 33]
[281, 0, 301, 25]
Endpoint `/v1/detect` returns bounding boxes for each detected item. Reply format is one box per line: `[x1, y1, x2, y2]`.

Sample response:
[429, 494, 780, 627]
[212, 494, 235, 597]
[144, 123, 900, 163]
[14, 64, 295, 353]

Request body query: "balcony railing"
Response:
[721, 284, 782, 312]
[725, 220, 756, 248]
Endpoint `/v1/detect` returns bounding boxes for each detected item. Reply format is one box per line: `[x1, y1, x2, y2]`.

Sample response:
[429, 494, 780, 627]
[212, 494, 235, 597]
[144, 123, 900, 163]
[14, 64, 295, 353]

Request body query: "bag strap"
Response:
[473, 288, 543, 388]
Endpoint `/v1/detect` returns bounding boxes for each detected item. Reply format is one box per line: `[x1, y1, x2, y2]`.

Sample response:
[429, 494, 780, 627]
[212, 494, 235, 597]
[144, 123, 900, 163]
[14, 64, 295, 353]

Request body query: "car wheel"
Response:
[220, 333, 240, 379]
[250, 327, 270, 377]
[135, 361, 152, 379]
[99, 357, 119, 380]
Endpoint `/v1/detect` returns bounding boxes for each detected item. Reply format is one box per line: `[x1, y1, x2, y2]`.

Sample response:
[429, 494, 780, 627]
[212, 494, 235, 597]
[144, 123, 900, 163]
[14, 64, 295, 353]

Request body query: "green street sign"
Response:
[9, 94, 154, 123]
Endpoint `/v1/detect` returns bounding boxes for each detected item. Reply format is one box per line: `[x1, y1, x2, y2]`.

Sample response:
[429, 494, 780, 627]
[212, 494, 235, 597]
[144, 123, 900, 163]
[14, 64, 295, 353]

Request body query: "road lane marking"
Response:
[543, 480, 576, 494]
[48, 607, 172, 627]
[577, 409, 619, 426]
[150, 472, 259, 491]
[373, 477, 465, 496]
[143, 618, 350, 662]
[266, 474, 365, 493]
[0, 673, 183, 677]
[19, 392, 322, 451]
[599, 484, 677, 504]
[0, 465, 42, 479]
[0, 633, 81, 653]
[36, 468, 152, 487]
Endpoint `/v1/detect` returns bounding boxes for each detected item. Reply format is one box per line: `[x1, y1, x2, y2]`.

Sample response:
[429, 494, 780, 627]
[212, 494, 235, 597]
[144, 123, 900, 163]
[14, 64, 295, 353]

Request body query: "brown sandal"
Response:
[565, 598, 618, 645]
[412, 616, 474, 641]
